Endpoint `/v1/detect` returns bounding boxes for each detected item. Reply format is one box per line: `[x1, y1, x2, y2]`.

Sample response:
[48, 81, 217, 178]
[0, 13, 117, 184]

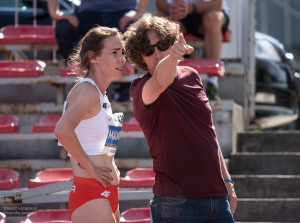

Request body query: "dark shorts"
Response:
[180, 10, 230, 38]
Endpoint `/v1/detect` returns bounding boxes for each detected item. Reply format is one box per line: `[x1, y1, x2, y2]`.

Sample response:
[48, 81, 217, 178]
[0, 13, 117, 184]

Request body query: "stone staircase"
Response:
[231, 131, 300, 222]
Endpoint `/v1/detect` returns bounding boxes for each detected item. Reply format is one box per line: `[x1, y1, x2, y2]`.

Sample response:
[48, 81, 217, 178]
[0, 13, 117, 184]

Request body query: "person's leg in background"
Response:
[200, 10, 224, 100]
[55, 10, 102, 62]
[75, 11, 105, 45]
[104, 10, 135, 102]
[55, 20, 76, 61]
[201, 10, 230, 100]
[103, 9, 133, 30]
[180, 11, 225, 100]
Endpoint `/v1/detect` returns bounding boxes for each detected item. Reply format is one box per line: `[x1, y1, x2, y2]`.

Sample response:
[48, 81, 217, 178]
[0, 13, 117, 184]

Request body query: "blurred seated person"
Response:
[48, 0, 150, 60]
[155, 0, 230, 100]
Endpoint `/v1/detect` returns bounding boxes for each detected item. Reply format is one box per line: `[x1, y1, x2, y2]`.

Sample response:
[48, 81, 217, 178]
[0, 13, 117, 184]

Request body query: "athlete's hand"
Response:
[88, 164, 113, 188]
[169, 33, 194, 60]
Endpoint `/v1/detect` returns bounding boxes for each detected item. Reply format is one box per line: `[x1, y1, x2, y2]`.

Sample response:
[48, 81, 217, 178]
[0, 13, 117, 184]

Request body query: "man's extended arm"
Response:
[142, 34, 193, 105]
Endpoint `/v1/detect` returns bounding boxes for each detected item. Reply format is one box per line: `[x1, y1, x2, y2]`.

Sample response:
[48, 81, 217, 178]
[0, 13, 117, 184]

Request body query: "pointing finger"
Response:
[178, 33, 193, 55]
[178, 33, 187, 46]
[187, 45, 194, 55]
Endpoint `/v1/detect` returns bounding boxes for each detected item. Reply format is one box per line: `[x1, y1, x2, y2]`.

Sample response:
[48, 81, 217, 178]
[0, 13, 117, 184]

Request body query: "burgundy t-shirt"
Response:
[131, 66, 228, 198]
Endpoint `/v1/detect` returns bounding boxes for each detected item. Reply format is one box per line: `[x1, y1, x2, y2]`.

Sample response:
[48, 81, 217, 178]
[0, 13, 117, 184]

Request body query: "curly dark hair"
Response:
[124, 16, 180, 72]
[67, 25, 123, 78]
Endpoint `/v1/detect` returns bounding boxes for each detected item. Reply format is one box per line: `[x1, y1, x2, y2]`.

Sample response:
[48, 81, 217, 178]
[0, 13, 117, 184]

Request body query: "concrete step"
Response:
[232, 175, 300, 198]
[234, 198, 300, 222]
[230, 152, 300, 174]
[237, 131, 300, 152]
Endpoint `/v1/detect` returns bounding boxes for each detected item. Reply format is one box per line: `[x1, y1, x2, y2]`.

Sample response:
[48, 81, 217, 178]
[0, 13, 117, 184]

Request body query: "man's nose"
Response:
[153, 47, 161, 57]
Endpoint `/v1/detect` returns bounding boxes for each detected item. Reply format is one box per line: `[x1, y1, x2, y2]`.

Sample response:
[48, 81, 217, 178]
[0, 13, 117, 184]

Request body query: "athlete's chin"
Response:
[112, 72, 123, 80]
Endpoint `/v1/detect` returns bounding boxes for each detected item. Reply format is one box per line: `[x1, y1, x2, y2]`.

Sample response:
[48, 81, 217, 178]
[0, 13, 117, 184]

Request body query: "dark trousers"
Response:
[150, 195, 235, 223]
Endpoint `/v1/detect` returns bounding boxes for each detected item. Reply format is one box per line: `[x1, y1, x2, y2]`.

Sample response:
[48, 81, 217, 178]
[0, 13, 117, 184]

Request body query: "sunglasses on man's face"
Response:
[142, 40, 171, 56]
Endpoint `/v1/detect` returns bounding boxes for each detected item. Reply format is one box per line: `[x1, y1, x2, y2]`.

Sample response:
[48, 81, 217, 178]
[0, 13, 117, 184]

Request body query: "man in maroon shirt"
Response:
[124, 16, 237, 222]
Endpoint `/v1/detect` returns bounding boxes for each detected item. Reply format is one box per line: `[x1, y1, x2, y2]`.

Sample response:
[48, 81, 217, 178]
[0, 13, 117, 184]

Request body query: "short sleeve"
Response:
[130, 74, 153, 124]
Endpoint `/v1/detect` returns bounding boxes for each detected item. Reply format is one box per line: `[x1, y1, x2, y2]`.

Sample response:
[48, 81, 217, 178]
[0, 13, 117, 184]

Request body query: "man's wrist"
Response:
[224, 178, 234, 186]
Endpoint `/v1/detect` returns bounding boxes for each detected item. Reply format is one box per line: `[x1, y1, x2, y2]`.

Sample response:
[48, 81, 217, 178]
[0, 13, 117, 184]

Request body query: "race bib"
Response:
[103, 112, 124, 155]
